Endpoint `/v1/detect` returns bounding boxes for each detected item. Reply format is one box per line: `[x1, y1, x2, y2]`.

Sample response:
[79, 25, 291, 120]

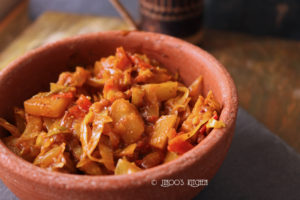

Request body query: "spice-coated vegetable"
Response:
[0, 47, 225, 175]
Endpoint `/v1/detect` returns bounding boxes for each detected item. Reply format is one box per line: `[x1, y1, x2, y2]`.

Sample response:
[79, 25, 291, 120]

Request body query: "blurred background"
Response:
[0, 0, 299, 153]
[1, 0, 300, 39]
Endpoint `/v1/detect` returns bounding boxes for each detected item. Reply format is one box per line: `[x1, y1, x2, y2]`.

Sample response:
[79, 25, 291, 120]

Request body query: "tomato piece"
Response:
[103, 79, 115, 94]
[115, 47, 132, 70]
[213, 114, 219, 120]
[130, 55, 153, 69]
[199, 125, 206, 135]
[76, 95, 92, 112]
[168, 135, 194, 155]
[68, 95, 92, 118]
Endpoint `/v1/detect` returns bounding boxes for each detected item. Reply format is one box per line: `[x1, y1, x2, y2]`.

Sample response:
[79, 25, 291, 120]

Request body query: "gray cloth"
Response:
[1, 108, 299, 200]
[196, 108, 300, 200]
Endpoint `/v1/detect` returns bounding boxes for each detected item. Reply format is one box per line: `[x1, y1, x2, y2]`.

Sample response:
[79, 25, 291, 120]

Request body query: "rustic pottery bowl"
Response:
[0, 31, 238, 200]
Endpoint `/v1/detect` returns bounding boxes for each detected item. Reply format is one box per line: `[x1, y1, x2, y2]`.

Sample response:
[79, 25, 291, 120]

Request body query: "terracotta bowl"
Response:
[0, 31, 238, 200]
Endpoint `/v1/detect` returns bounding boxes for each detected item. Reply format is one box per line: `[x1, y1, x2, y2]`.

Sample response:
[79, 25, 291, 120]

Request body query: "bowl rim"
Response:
[0, 30, 238, 191]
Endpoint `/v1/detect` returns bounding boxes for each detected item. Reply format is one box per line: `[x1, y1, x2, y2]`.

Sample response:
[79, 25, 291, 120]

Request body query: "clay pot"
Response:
[0, 31, 238, 200]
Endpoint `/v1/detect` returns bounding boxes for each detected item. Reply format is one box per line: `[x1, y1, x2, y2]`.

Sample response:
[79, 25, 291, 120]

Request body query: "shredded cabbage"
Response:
[0, 47, 225, 175]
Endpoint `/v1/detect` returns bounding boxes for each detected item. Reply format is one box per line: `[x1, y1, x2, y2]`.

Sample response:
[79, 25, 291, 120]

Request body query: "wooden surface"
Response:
[0, 12, 129, 69]
[0, 0, 21, 20]
[202, 32, 300, 152]
[0, 0, 31, 53]
[0, 12, 299, 152]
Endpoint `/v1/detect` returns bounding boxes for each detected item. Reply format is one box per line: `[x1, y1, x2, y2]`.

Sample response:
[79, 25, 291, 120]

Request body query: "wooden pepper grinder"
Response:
[110, 0, 204, 44]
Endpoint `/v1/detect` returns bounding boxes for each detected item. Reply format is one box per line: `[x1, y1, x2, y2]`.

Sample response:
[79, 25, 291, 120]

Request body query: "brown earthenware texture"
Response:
[0, 31, 238, 200]
[139, 0, 203, 37]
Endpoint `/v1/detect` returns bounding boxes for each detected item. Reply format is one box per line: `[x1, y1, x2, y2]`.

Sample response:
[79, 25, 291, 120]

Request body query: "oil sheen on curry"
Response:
[0, 47, 225, 175]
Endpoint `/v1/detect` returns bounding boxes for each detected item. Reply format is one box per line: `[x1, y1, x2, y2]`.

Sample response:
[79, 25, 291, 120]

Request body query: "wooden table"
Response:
[0, 11, 299, 152]
[202, 31, 300, 152]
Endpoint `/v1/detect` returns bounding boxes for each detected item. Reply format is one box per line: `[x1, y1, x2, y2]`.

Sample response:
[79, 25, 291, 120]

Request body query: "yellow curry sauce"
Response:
[0, 47, 225, 175]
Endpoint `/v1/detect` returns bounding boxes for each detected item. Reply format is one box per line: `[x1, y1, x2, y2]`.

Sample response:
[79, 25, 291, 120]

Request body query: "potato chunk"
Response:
[189, 76, 203, 104]
[141, 151, 164, 168]
[115, 158, 141, 175]
[164, 151, 178, 163]
[142, 81, 178, 102]
[111, 99, 144, 144]
[131, 87, 145, 107]
[24, 93, 73, 118]
[150, 115, 177, 149]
